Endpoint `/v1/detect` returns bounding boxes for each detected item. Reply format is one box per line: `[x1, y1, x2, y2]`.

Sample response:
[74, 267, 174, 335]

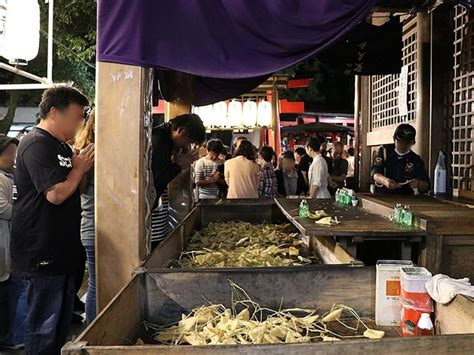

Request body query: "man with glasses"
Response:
[10, 86, 94, 354]
[371, 123, 430, 195]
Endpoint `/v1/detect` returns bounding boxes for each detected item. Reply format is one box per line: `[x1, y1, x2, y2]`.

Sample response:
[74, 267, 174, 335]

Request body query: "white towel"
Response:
[425, 274, 474, 304]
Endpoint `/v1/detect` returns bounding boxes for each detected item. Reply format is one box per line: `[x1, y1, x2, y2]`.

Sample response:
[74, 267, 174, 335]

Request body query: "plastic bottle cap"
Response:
[417, 313, 433, 330]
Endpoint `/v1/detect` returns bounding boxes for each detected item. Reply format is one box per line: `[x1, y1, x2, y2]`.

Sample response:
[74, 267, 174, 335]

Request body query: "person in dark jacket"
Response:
[276, 151, 307, 197]
[151, 114, 206, 203]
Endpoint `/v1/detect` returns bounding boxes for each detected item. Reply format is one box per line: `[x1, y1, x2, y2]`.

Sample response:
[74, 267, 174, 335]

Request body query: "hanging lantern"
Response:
[212, 101, 228, 128]
[242, 100, 257, 127]
[197, 105, 214, 128]
[228, 100, 242, 127]
[1, 0, 40, 65]
[257, 100, 272, 127]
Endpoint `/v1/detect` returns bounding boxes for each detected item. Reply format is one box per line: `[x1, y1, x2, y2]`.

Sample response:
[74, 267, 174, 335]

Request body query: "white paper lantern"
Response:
[257, 100, 272, 127]
[1, 0, 40, 65]
[242, 100, 257, 127]
[228, 100, 242, 127]
[212, 101, 228, 128]
[198, 105, 214, 128]
[0, 0, 7, 54]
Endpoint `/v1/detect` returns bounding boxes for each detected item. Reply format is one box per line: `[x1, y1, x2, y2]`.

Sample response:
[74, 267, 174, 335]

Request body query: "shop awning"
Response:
[282, 122, 353, 134]
[98, 0, 375, 79]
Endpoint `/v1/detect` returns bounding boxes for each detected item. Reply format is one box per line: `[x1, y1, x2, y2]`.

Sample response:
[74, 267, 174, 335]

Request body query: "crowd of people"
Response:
[190, 133, 356, 202]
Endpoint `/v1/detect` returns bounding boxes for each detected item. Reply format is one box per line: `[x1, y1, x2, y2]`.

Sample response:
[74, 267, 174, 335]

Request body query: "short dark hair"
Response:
[317, 135, 327, 144]
[282, 151, 295, 160]
[206, 139, 225, 154]
[0, 135, 18, 154]
[171, 113, 206, 144]
[39, 86, 89, 119]
[234, 140, 256, 161]
[306, 137, 321, 152]
[259, 146, 274, 163]
[295, 147, 306, 156]
[348, 147, 355, 156]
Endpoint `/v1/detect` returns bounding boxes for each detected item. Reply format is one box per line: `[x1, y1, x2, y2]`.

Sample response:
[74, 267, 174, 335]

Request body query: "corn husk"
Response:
[149, 281, 384, 346]
[170, 222, 318, 268]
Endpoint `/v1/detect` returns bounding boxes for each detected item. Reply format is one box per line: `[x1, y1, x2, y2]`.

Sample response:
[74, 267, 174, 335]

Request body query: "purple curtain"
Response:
[98, 0, 375, 79]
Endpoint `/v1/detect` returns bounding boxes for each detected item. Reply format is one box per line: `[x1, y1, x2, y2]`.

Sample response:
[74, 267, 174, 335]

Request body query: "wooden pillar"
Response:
[354, 75, 361, 190]
[359, 76, 372, 192]
[428, 7, 453, 181]
[95, 63, 150, 310]
[164, 72, 194, 228]
[271, 78, 281, 156]
[414, 12, 431, 164]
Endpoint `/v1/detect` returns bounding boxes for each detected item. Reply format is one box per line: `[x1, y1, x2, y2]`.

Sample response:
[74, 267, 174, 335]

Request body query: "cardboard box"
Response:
[376, 260, 414, 326]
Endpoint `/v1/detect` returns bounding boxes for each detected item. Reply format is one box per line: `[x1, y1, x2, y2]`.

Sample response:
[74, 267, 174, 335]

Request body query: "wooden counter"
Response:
[275, 198, 425, 260]
[359, 194, 474, 281]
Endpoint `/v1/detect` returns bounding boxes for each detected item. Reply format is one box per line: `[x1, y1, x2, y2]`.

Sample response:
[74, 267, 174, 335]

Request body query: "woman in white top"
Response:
[224, 140, 260, 198]
[306, 137, 331, 199]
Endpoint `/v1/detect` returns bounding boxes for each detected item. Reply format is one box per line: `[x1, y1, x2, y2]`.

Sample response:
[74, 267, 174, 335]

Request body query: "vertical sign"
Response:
[398, 65, 409, 117]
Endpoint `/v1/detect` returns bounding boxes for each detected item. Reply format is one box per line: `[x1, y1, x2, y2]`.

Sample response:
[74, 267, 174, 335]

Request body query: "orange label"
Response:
[386, 280, 401, 296]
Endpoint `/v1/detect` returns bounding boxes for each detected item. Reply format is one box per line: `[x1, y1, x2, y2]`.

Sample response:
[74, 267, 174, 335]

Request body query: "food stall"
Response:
[63, 197, 474, 353]
[80, 1, 474, 353]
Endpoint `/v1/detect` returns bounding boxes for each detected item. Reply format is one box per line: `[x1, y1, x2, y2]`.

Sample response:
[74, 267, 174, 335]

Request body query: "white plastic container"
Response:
[375, 260, 414, 326]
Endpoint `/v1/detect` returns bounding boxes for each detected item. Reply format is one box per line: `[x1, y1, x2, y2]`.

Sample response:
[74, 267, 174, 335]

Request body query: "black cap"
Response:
[394, 124, 416, 142]
[0, 134, 19, 154]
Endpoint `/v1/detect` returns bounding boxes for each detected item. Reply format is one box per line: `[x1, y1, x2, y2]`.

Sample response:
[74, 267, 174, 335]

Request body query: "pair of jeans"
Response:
[0, 274, 28, 346]
[84, 245, 96, 325]
[23, 273, 75, 355]
[7, 274, 28, 346]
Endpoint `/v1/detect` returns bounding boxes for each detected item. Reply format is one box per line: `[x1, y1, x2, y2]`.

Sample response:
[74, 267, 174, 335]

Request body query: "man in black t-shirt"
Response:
[371, 124, 430, 194]
[10, 86, 93, 355]
[329, 141, 348, 194]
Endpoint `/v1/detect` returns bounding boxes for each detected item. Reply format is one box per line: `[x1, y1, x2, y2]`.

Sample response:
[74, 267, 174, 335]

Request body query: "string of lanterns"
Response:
[193, 100, 272, 129]
[0, 0, 40, 65]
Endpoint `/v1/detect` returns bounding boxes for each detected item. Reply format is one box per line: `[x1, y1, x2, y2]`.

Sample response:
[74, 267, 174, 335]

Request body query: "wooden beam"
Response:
[373, 0, 430, 12]
[95, 63, 150, 311]
[163, 71, 194, 228]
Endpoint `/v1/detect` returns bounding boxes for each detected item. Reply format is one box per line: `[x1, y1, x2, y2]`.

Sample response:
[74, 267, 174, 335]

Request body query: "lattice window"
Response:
[370, 18, 417, 130]
[452, 6, 474, 190]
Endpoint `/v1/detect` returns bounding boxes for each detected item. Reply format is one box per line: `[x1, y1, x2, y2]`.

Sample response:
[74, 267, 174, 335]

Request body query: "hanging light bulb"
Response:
[228, 100, 242, 127]
[212, 101, 228, 128]
[257, 100, 272, 127]
[1, 0, 40, 65]
[242, 100, 257, 127]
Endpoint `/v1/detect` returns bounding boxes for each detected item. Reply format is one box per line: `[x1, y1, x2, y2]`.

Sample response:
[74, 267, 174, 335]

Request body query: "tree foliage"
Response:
[0, 0, 96, 133]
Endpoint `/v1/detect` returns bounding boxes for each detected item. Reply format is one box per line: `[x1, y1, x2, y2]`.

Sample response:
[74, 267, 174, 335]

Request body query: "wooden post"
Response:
[415, 13, 431, 165]
[354, 75, 361, 190]
[164, 72, 194, 228]
[428, 8, 452, 181]
[359, 76, 371, 192]
[271, 78, 281, 156]
[95, 63, 150, 310]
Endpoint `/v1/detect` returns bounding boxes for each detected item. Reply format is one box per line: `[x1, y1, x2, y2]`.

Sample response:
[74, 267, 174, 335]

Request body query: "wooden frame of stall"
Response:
[95, 66, 285, 310]
[63, 266, 474, 354]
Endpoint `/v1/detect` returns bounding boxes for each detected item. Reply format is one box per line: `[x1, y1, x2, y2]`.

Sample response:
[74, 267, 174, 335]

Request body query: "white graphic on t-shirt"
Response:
[58, 154, 72, 168]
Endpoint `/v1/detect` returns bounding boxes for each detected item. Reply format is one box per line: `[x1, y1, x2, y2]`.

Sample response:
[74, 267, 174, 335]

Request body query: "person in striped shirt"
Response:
[258, 146, 278, 198]
[194, 139, 226, 200]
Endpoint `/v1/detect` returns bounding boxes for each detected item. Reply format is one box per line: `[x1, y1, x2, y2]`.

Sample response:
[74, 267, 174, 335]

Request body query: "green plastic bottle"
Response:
[299, 199, 309, 218]
[403, 205, 413, 226]
[398, 205, 406, 225]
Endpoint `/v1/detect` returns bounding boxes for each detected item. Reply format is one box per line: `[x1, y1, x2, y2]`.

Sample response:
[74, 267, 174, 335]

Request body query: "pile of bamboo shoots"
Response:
[148, 281, 384, 346]
[170, 221, 317, 268]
